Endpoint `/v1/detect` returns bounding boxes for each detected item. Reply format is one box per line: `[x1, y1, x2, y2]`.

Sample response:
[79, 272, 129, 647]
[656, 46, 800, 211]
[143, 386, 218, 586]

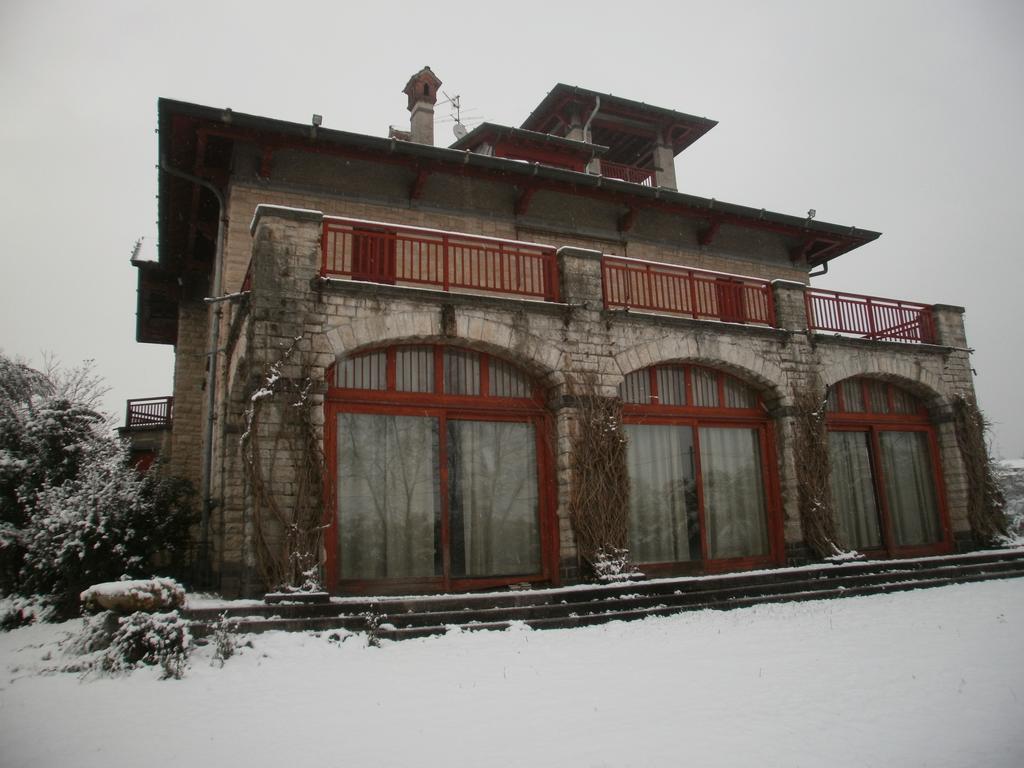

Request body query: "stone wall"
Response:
[202, 205, 982, 595]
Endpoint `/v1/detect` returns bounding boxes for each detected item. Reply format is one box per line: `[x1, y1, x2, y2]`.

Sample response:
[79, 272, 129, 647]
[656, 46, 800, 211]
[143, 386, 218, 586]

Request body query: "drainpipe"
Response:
[159, 157, 226, 585]
[808, 260, 829, 279]
[582, 95, 601, 141]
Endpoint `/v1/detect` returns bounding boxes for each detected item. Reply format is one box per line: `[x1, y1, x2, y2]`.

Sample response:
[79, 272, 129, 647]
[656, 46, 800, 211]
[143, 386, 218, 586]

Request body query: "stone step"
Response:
[187, 550, 1024, 639]
[185, 548, 1024, 624]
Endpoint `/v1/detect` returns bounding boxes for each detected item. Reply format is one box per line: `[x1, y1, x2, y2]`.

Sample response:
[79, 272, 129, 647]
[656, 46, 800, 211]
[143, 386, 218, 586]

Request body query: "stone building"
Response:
[130, 68, 981, 597]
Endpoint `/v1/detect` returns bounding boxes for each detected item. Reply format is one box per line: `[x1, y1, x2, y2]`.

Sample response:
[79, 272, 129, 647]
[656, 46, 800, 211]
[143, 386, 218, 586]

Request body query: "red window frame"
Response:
[324, 345, 558, 595]
[826, 378, 953, 557]
[621, 364, 785, 574]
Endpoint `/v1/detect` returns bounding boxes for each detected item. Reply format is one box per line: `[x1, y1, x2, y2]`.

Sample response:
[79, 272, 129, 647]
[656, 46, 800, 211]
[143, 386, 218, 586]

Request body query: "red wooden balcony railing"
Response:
[806, 288, 935, 344]
[600, 160, 655, 187]
[321, 218, 560, 302]
[602, 256, 776, 326]
[125, 396, 174, 429]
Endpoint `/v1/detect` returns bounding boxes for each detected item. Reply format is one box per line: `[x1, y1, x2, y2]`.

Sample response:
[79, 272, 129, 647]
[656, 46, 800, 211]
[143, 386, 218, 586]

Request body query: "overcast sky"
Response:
[1, 0, 1022, 456]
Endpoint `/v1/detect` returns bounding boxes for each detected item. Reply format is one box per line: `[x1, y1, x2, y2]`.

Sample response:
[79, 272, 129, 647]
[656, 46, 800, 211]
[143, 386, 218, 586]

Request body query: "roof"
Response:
[140, 97, 880, 343]
[521, 84, 718, 163]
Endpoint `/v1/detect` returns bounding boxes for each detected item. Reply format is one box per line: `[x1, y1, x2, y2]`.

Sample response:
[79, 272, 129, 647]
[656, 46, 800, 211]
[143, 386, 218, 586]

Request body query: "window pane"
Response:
[880, 431, 942, 546]
[656, 366, 686, 406]
[443, 348, 480, 395]
[448, 420, 540, 577]
[699, 427, 769, 559]
[336, 350, 386, 390]
[395, 346, 434, 393]
[840, 379, 864, 412]
[624, 424, 700, 563]
[867, 381, 890, 414]
[828, 431, 882, 550]
[692, 368, 719, 408]
[620, 370, 650, 404]
[891, 387, 919, 415]
[724, 375, 756, 409]
[489, 357, 530, 398]
[336, 413, 440, 579]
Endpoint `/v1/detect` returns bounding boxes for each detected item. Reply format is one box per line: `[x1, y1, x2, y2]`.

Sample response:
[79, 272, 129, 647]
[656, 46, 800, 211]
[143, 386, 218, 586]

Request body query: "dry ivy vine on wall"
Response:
[241, 337, 326, 592]
[566, 374, 633, 579]
[952, 394, 1007, 544]
[791, 380, 844, 558]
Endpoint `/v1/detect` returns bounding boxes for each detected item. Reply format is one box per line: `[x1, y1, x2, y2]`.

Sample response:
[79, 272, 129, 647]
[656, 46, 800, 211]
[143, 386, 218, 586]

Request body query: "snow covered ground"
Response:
[2, 579, 1023, 768]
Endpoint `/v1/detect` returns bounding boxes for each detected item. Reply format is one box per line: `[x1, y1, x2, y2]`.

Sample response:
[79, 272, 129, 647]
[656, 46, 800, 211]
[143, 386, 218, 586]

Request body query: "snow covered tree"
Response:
[0, 353, 195, 616]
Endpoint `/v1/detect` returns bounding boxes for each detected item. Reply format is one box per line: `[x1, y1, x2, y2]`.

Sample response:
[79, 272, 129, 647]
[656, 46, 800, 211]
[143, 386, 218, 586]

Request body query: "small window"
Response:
[336, 350, 386, 390]
[619, 364, 760, 411]
[332, 346, 536, 402]
[656, 367, 686, 406]
[620, 370, 651, 405]
[827, 378, 925, 417]
[691, 368, 719, 408]
[444, 349, 480, 396]
[396, 346, 434, 393]
[724, 375, 757, 409]
[489, 357, 530, 398]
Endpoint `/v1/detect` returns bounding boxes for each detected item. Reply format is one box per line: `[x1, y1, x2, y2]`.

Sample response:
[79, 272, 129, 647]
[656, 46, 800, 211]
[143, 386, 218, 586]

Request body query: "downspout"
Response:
[159, 157, 226, 584]
[582, 95, 601, 173]
[808, 260, 829, 278]
[582, 95, 601, 142]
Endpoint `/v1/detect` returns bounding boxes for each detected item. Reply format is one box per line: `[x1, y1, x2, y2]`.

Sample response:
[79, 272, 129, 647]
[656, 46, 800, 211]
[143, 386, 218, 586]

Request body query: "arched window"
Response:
[826, 377, 950, 556]
[325, 345, 553, 592]
[620, 364, 780, 572]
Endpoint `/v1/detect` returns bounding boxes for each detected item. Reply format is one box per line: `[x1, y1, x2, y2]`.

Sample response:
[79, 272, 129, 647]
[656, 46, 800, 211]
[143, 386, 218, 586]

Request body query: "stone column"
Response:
[931, 303, 968, 348]
[771, 279, 810, 332]
[557, 245, 605, 308]
[652, 133, 677, 190]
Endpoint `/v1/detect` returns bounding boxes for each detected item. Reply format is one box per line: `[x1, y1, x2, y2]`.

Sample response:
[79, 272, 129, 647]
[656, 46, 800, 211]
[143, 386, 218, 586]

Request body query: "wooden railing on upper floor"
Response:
[602, 255, 777, 326]
[321, 217, 560, 302]
[124, 396, 174, 429]
[805, 288, 935, 344]
[600, 160, 656, 187]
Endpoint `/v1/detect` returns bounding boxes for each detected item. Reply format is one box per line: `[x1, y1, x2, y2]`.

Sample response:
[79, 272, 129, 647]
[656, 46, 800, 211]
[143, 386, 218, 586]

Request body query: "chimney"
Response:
[402, 66, 442, 146]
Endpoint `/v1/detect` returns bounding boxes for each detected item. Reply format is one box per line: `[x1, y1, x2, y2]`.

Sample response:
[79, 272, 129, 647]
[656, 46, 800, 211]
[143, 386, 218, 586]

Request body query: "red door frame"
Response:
[826, 378, 953, 558]
[621, 364, 785, 576]
[323, 345, 558, 595]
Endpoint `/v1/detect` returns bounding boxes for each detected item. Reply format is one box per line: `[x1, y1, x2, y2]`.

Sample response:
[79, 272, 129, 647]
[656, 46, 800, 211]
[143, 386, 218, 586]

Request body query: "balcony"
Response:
[124, 396, 174, 430]
[599, 160, 655, 187]
[805, 288, 936, 344]
[602, 256, 776, 327]
[320, 218, 560, 302]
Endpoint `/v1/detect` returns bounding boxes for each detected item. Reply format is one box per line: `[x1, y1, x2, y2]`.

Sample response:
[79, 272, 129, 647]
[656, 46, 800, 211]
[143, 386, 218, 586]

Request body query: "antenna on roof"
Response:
[441, 90, 470, 140]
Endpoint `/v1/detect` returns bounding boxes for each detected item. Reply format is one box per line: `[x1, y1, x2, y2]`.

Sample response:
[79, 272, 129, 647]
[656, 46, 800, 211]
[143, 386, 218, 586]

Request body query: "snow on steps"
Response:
[184, 549, 1024, 642]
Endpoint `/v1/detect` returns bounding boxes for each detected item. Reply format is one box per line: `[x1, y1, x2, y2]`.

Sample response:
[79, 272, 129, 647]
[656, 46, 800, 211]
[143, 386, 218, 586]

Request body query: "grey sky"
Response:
[1, 0, 1022, 456]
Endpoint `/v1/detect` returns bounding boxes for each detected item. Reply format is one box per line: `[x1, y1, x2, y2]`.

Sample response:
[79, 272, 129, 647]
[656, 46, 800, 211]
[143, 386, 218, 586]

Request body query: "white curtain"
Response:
[447, 420, 540, 577]
[880, 431, 941, 546]
[699, 427, 769, 560]
[624, 424, 699, 563]
[828, 431, 882, 550]
[336, 413, 440, 579]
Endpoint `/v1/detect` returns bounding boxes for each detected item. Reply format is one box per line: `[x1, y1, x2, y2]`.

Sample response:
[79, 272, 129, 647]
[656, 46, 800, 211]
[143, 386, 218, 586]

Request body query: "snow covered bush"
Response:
[995, 460, 1024, 543]
[100, 610, 191, 680]
[0, 353, 196, 616]
[210, 612, 237, 667]
[20, 440, 194, 617]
